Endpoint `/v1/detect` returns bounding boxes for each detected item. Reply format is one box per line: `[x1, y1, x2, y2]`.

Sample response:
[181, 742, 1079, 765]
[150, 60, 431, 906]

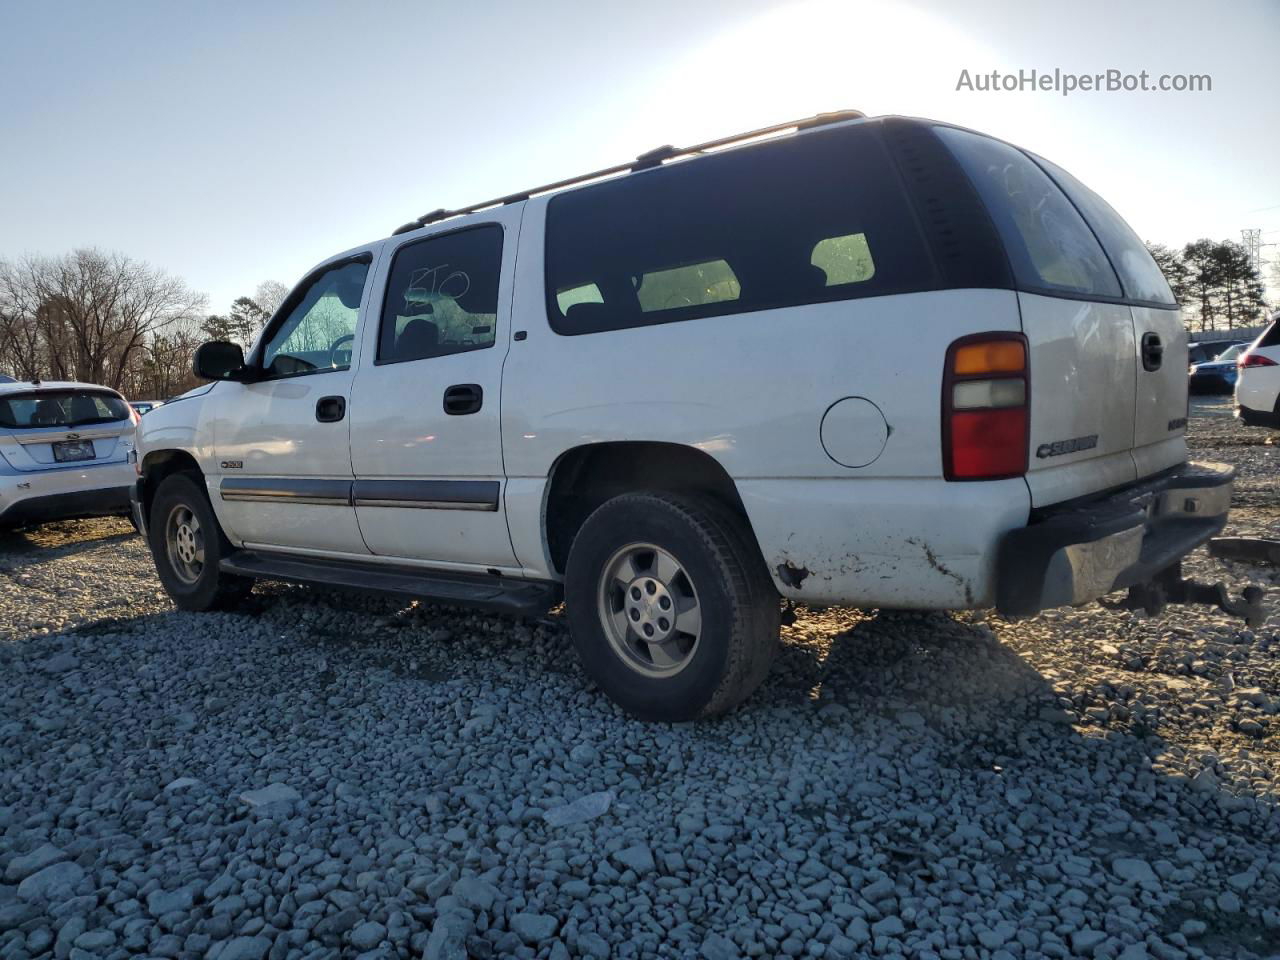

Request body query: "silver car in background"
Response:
[0, 380, 137, 530]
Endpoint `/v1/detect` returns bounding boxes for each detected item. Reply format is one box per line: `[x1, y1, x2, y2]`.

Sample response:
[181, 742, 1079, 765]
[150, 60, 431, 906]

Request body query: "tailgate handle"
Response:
[1141, 333, 1164, 372]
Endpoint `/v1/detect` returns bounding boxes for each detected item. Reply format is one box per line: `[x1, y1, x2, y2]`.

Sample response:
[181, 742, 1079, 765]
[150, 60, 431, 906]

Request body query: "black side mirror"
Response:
[193, 341, 250, 381]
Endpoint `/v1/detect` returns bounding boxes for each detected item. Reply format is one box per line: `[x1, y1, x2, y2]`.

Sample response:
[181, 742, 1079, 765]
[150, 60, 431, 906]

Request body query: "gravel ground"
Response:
[1, 397, 1277, 960]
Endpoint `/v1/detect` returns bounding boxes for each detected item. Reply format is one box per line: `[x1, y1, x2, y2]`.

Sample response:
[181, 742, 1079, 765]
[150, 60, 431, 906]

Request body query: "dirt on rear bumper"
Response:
[997, 461, 1234, 617]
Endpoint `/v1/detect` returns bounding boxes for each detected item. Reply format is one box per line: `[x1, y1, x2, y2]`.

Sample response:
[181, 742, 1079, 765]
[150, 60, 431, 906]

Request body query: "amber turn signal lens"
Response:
[953, 340, 1025, 375]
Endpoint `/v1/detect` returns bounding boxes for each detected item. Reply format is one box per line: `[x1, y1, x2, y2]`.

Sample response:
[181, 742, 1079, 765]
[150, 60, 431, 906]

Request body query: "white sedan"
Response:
[0, 380, 138, 530]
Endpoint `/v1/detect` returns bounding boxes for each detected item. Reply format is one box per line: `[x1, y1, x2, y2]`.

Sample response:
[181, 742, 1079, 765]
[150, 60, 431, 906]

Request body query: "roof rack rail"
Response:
[390, 109, 866, 236]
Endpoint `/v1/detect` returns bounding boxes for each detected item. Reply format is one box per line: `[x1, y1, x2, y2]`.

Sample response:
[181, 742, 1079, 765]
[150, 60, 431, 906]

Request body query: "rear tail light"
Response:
[1239, 351, 1277, 368]
[943, 333, 1029, 481]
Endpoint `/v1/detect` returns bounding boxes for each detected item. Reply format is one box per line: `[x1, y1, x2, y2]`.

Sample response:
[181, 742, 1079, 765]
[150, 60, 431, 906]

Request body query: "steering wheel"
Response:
[328, 333, 355, 368]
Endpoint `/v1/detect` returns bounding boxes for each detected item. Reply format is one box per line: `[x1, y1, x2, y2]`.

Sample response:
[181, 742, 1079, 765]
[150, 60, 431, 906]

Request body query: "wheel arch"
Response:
[542, 441, 762, 576]
[139, 449, 204, 523]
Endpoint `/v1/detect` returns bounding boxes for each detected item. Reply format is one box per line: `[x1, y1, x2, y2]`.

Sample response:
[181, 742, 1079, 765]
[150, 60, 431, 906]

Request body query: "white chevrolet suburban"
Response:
[133, 112, 1257, 720]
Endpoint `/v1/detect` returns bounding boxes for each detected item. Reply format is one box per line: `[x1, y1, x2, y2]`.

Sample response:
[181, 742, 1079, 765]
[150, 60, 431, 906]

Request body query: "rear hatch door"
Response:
[936, 126, 1139, 506]
[937, 126, 1186, 506]
[1017, 292, 1140, 504]
[1036, 157, 1188, 479]
[0, 388, 134, 472]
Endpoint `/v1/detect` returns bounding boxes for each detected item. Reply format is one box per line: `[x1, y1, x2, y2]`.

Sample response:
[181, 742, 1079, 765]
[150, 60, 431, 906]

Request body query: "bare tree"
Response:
[0, 249, 206, 391]
[132, 324, 204, 398]
[253, 280, 290, 320]
[0, 260, 46, 380]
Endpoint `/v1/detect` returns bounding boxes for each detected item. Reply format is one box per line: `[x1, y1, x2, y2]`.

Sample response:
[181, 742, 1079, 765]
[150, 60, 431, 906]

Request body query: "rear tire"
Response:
[565, 491, 779, 721]
[148, 472, 252, 612]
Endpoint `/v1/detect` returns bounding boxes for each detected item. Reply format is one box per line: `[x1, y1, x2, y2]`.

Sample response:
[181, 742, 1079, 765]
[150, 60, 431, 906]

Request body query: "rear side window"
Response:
[936, 127, 1122, 299]
[379, 225, 503, 364]
[1032, 155, 1175, 306]
[545, 124, 936, 335]
[0, 390, 129, 429]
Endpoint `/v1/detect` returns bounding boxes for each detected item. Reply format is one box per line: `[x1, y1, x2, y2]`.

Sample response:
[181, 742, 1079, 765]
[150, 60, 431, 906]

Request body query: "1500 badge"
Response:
[1036, 434, 1098, 459]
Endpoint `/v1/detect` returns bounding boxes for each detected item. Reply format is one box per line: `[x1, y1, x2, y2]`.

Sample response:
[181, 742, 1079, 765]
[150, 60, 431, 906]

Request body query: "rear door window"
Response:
[545, 123, 937, 335]
[0, 391, 130, 428]
[1032, 155, 1175, 306]
[936, 127, 1122, 299]
[378, 225, 503, 364]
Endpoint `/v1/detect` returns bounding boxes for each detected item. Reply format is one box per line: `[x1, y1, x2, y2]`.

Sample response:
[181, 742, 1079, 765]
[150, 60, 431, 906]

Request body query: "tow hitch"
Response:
[1208, 536, 1280, 567]
[1100, 561, 1266, 628]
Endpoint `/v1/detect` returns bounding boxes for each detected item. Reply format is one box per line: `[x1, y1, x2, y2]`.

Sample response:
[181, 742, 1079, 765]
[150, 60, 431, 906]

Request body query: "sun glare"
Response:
[612, 0, 1002, 153]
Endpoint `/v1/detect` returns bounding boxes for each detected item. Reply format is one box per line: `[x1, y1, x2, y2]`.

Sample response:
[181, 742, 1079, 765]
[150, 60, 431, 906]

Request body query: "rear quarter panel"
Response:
[502, 198, 1030, 605]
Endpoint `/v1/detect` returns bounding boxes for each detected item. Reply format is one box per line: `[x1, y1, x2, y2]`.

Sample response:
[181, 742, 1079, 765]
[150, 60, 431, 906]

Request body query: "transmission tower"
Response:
[1241, 228, 1262, 272]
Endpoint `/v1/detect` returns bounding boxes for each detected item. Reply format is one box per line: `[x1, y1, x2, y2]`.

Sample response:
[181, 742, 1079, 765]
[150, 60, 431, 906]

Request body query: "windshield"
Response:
[0, 390, 131, 429]
[1213, 344, 1244, 362]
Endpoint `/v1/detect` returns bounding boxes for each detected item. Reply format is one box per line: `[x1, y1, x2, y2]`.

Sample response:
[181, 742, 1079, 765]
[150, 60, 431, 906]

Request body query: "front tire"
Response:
[565, 492, 779, 721]
[148, 473, 252, 611]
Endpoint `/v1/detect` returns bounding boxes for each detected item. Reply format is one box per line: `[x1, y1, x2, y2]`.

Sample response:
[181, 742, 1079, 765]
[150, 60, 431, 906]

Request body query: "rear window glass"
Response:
[545, 123, 937, 335]
[1257, 319, 1280, 349]
[1032, 155, 1175, 306]
[936, 127, 1122, 299]
[0, 391, 130, 429]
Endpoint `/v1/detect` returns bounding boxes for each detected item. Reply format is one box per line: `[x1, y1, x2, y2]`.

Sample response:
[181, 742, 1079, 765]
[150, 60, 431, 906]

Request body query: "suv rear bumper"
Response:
[996, 461, 1233, 617]
[1236, 403, 1280, 428]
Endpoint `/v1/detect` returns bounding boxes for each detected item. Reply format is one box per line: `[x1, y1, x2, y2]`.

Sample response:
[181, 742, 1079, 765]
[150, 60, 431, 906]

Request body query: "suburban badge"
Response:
[1035, 434, 1099, 459]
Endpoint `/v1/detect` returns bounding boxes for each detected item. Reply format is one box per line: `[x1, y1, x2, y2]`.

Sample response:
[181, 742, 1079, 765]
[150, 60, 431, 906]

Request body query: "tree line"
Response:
[1145, 239, 1268, 332]
[0, 241, 1270, 397]
[0, 249, 285, 400]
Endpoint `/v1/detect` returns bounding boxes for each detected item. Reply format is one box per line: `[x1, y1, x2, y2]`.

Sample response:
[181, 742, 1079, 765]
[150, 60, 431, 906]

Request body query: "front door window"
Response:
[259, 260, 370, 378]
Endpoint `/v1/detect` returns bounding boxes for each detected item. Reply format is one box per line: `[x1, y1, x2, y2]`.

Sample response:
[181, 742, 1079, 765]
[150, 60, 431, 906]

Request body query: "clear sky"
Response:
[2, 0, 1277, 314]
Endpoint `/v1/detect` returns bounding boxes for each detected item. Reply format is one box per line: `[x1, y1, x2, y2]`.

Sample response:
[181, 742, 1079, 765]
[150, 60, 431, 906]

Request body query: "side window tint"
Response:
[379, 225, 503, 364]
[1032, 155, 1176, 305]
[936, 127, 1121, 298]
[545, 123, 937, 335]
[260, 260, 369, 378]
[811, 233, 875, 285]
